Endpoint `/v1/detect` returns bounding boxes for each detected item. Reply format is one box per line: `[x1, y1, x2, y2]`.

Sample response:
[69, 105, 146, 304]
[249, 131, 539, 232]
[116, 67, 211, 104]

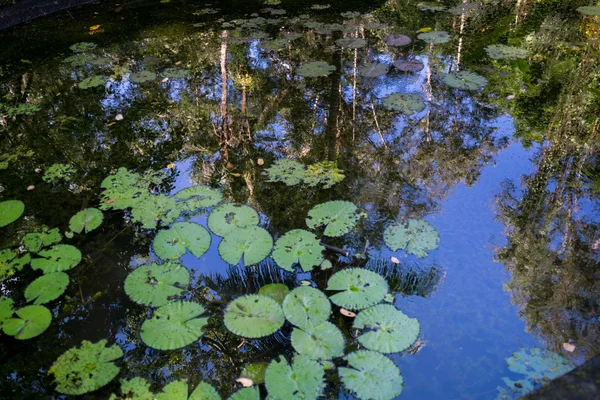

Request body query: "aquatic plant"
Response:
[78, 75, 106, 89]
[283, 286, 331, 330]
[444, 71, 488, 90]
[42, 163, 75, 184]
[335, 38, 367, 49]
[341, 11, 361, 19]
[0, 200, 24, 227]
[5, 103, 40, 117]
[265, 159, 344, 188]
[219, 226, 273, 265]
[2, 305, 51, 339]
[358, 63, 389, 78]
[124, 262, 190, 307]
[69, 42, 97, 53]
[272, 229, 324, 272]
[63, 53, 93, 67]
[153, 222, 211, 260]
[291, 320, 345, 359]
[393, 59, 424, 72]
[417, 30, 451, 44]
[110, 377, 220, 399]
[577, 6, 600, 16]
[224, 294, 285, 338]
[162, 67, 189, 79]
[30, 244, 82, 273]
[297, 61, 336, 77]
[208, 203, 259, 236]
[306, 200, 360, 237]
[49, 339, 123, 395]
[384, 34, 411, 46]
[384, 219, 439, 258]
[258, 283, 289, 305]
[417, 3, 446, 11]
[241, 362, 269, 384]
[140, 301, 209, 350]
[326, 268, 388, 310]
[69, 208, 103, 234]
[173, 185, 222, 213]
[130, 71, 157, 83]
[310, 4, 330, 10]
[339, 350, 404, 400]
[382, 93, 426, 114]
[485, 44, 528, 60]
[353, 304, 419, 353]
[265, 354, 325, 399]
[0, 249, 29, 281]
[228, 387, 259, 400]
[24, 272, 69, 305]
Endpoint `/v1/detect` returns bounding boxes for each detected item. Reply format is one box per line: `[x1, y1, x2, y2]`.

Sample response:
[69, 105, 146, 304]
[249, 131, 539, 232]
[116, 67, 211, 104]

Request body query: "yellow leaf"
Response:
[231, 173, 241, 177]
[417, 27, 432, 33]
[340, 308, 356, 318]
[167, 163, 175, 169]
[236, 378, 253, 387]
[89, 25, 101, 31]
[107, 122, 117, 126]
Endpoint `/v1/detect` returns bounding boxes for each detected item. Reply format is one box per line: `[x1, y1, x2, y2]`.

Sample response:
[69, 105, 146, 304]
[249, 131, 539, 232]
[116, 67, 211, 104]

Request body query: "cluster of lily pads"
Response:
[264, 158, 345, 188]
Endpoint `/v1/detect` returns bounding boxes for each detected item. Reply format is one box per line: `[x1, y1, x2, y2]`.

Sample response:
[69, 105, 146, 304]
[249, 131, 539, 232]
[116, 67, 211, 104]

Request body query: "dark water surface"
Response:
[1, 0, 599, 399]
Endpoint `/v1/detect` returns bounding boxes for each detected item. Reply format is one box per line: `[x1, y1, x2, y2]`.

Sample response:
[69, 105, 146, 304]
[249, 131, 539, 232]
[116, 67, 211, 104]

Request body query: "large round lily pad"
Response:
[0, 200, 25, 228]
[174, 185, 223, 213]
[393, 59, 424, 72]
[297, 61, 336, 77]
[283, 286, 331, 330]
[485, 44, 528, 60]
[358, 63, 389, 78]
[353, 304, 420, 353]
[272, 229, 324, 272]
[443, 70, 487, 90]
[335, 38, 367, 48]
[24, 272, 69, 305]
[124, 262, 190, 307]
[224, 294, 285, 338]
[417, 30, 451, 44]
[1, 249, 30, 281]
[382, 93, 426, 114]
[218, 226, 273, 266]
[306, 200, 360, 237]
[49, 339, 123, 395]
[153, 222, 211, 261]
[291, 321, 344, 360]
[140, 301, 209, 350]
[265, 354, 325, 400]
[30, 244, 82, 273]
[384, 219, 440, 258]
[258, 283, 289, 305]
[69, 208, 104, 234]
[384, 34, 411, 46]
[338, 350, 404, 400]
[208, 203, 260, 236]
[326, 268, 388, 310]
[2, 305, 52, 339]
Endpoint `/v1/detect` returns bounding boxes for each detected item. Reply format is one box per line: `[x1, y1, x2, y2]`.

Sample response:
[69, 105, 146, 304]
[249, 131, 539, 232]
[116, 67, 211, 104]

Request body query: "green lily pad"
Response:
[189, 381, 221, 400]
[140, 301, 209, 350]
[156, 380, 187, 400]
[258, 283, 289, 305]
[335, 38, 367, 48]
[241, 362, 269, 384]
[0, 297, 14, 327]
[70, 42, 97, 52]
[303, 161, 345, 188]
[130, 194, 181, 229]
[63, 53, 93, 67]
[265, 354, 325, 400]
[306, 200, 360, 237]
[417, 30, 451, 44]
[1, 249, 30, 281]
[3, 305, 52, 340]
[23, 228, 62, 253]
[69, 208, 104, 234]
[393, 59, 424, 72]
[153, 222, 211, 261]
[384, 34, 411, 46]
[109, 377, 153, 399]
[327, 268, 388, 310]
[208, 203, 260, 236]
[297, 61, 336, 77]
[163, 68, 189, 79]
[124, 262, 190, 307]
[282, 286, 331, 330]
[0, 200, 25, 228]
[353, 304, 419, 353]
[174, 185, 223, 213]
[577, 6, 600, 16]
[24, 272, 70, 305]
[359, 63, 389, 78]
[110, 378, 220, 400]
[339, 350, 403, 400]
[264, 158, 305, 185]
[218, 226, 273, 265]
[31, 244, 82, 273]
[49, 339, 123, 395]
[383, 219, 440, 258]
[443, 70, 487, 90]
[382, 93, 426, 114]
[130, 71, 157, 83]
[78, 76, 106, 89]
[99, 167, 145, 211]
[228, 387, 260, 400]
[272, 229, 324, 272]
[43, 163, 75, 183]
[224, 294, 285, 338]
[485, 44, 528, 60]
[291, 321, 344, 360]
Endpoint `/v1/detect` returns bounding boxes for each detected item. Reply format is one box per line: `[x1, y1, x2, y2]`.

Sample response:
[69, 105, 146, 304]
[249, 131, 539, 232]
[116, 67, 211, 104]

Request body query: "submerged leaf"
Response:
[224, 294, 285, 338]
[3, 305, 51, 339]
[306, 200, 360, 237]
[383, 219, 439, 258]
[339, 350, 404, 400]
[124, 262, 190, 307]
[49, 340, 123, 395]
[153, 222, 211, 260]
[0, 249, 30, 281]
[443, 71, 487, 90]
[0, 200, 25, 228]
[353, 304, 420, 353]
[208, 203, 260, 236]
[297, 61, 336, 77]
[31, 244, 82, 273]
[272, 229, 324, 272]
[24, 272, 69, 305]
[291, 321, 344, 359]
[265, 354, 325, 400]
[218, 226, 273, 265]
[69, 208, 104, 234]
[382, 93, 426, 114]
[141, 301, 209, 350]
[282, 286, 331, 330]
[258, 283, 290, 305]
[327, 268, 388, 310]
[70, 42, 97, 52]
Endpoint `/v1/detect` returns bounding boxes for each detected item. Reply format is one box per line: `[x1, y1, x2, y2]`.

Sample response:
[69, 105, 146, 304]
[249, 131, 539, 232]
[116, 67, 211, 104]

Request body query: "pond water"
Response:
[1, 1, 599, 399]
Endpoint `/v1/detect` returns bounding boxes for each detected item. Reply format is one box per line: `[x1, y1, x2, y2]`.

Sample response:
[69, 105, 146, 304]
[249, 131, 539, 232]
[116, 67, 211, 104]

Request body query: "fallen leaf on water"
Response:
[417, 27, 432, 33]
[390, 256, 400, 264]
[162, 78, 169, 83]
[151, 101, 160, 105]
[115, 6, 123, 12]
[34, 168, 41, 173]
[89, 25, 102, 31]
[257, 158, 264, 165]
[175, 61, 182, 65]
[300, 280, 312, 286]
[226, 162, 235, 169]
[563, 343, 576, 352]
[27, 185, 35, 191]
[115, 113, 124, 121]
[106, 198, 117, 204]
[167, 163, 175, 169]
[107, 122, 117, 127]
[236, 378, 253, 387]
[340, 308, 356, 318]
[231, 173, 241, 177]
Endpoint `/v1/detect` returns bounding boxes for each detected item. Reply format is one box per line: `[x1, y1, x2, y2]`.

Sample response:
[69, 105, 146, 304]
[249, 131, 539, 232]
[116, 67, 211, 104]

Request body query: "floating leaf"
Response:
[393, 59, 424, 72]
[417, 30, 451, 44]
[384, 34, 411, 46]
[265, 354, 325, 400]
[31, 244, 82, 273]
[447, 3, 480, 15]
[162, 68, 189, 79]
[303, 161, 345, 188]
[358, 63, 389, 78]
[24, 272, 70, 305]
[297, 61, 336, 77]
[49, 340, 123, 395]
[208, 203, 260, 236]
[99, 168, 145, 211]
[42, 164, 75, 183]
[3, 305, 52, 340]
[174, 185, 223, 213]
[283, 286, 331, 330]
[130, 71, 157, 83]
[130, 194, 181, 229]
[218, 226, 273, 265]
[153, 222, 211, 260]
[320, 259, 333, 270]
[124, 262, 190, 307]
[70, 42, 97, 52]
[291, 321, 344, 360]
[0, 200, 24, 228]
[417, 3, 446, 11]
[382, 93, 426, 114]
[339, 350, 403, 400]
[141, 301, 209, 350]
[241, 362, 269, 384]
[272, 229, 324, 272]
[0, 297, 14, 327]
[443, 71, 487, 90]
[327, 268, 388, 310]
[156, 380, 187, 400]
[224, 294, 285, 338]
[341, 11, 360, 18]
[336, 38, 367, 49]
[189, 381, 221, 400]
[264, 158, 305, 185]
[258, 283, 289, 305]
[63, 53, 93, 66]
[485, 44, 528, 60]
[109, 377, 153, 399]
[306, 200, 360, 237]
[577, 6, 600, 16]
[383, 219, 439, 258]
[353, 304, 419, 353]
[23, 228, 62, 252]
[69, 208, 104, 234]
[227, 387, 260, 400]
[78, 76, 105, 89]
[0, 249, 30, 281]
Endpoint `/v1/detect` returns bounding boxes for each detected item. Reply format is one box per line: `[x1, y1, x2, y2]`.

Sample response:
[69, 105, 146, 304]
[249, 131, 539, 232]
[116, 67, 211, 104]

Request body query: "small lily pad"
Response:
[393, 59, 424, 72]
[358, 63, 389, 78]
[306, 200, 360, 237]
[264, 158, 305, 185]
[24, 272, 70, 305]
[291, 321, 345, 359]
[384, 34, 411, 46]
[417, 30, 451, 44]
[162, 68, 189, 79]
[297, 61, 336, 77]
[78, 76, 105, 89]
[339, 350, 404, 400]
[31, 244, 82, 273]
[23, 228, 62, 253]
[265, 354, 325, 400]
[153, 222, 211, 261]
[485, 44, 528, 60]
[282, 286, 331, 330]
[335, 38, 367, 48]
[130, 71, 157, 83]
[1, 249, 30, 281]
[124, 262, 190, 307]
[174, 185, 223, 213]
[382, 93, 426, 114]
[272, 229, 324, 272]
[228, 387, 260, 400]
[69, 208, 104, 234]
[0, 200, 25, 228]
[2, 305, 52, 340]
[218, 226, 273, 265]
[140, 301, 209, 350]
[49, 340, 123, 395]
[384, 219, 440, 258]
[258, 283, 289, 305]
[224, 294, 285, 338]
[208, 203, 260, 236]
[327, 268, 388, 310]
[353, 304, 420, 353]
[443, 70, 487, 90]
